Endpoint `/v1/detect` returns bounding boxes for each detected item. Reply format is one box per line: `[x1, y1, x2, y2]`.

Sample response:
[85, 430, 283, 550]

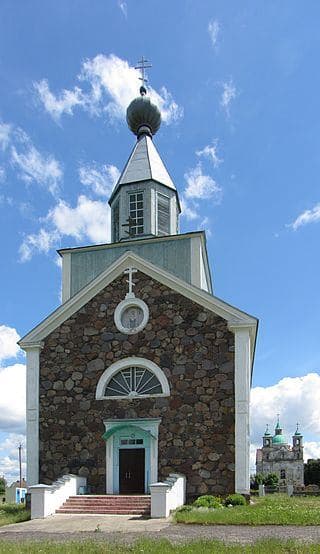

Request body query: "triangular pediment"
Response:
[19, 252, 257, 357]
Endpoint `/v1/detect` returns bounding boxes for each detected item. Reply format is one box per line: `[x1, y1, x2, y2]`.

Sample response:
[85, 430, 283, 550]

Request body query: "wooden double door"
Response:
[119, 448, 145, 494]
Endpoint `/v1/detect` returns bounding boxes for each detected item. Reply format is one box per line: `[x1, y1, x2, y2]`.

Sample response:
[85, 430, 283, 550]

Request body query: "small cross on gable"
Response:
[124, 267, 138, 298]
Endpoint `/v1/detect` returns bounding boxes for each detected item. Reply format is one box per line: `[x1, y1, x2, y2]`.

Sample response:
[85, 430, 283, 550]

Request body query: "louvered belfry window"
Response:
[157, 193, 170, 235]
[105, 367, 163, 397]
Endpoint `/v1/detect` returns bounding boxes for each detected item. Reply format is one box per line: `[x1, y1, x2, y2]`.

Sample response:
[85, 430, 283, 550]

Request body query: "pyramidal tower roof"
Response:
[109, 134, 177, 205]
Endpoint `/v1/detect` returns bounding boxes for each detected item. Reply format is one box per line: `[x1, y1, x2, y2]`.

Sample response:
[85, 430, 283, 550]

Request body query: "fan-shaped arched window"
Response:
[96, 357, 170, 400]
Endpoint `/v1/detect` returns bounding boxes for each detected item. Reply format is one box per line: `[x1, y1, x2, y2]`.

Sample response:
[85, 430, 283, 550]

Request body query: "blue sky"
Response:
[1, 1, 320, 482]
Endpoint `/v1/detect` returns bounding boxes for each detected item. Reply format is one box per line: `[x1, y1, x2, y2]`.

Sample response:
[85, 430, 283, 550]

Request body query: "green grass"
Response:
[0, 503, 30, 527]
[1, 540, 320, 554]
[175, 494, 320, 525]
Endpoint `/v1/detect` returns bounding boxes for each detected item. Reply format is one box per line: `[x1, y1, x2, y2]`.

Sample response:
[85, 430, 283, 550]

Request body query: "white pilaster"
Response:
[190, 236, 201, 288]
[228, 324, 251, 495]
[25, 344, 43, 486]
[61, 253, 71, 303]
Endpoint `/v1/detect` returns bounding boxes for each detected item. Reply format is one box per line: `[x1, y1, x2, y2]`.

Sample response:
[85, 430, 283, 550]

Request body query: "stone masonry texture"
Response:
[39, 271, 235, 499]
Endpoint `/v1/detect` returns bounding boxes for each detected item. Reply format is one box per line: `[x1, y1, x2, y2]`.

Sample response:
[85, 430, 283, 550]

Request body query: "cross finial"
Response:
[124, 267, 138, 298]
[135, 56, 152, 94]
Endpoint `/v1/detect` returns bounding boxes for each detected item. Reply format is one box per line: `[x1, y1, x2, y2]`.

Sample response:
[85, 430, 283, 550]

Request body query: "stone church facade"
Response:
[20, 80, 258, 500]
[256, 420, 304, 488]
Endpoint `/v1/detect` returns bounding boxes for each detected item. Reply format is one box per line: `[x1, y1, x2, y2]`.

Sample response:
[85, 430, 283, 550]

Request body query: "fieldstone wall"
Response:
[39, 270, 235, 499]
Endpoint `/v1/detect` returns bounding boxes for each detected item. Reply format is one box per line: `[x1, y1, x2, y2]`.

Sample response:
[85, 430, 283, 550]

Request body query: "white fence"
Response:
[150, 473, 186, 518]
[29, 474, 87, 519]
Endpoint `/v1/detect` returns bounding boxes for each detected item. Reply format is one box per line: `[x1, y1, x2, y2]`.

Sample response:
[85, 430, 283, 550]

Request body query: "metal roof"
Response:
[109, 134, 177, 205]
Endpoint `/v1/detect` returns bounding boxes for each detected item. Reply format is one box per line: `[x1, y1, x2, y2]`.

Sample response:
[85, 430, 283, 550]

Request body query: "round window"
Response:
[114, 297, 149, 334]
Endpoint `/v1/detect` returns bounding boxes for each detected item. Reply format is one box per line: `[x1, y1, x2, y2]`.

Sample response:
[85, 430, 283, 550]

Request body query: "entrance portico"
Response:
[103, 418, 161, 494]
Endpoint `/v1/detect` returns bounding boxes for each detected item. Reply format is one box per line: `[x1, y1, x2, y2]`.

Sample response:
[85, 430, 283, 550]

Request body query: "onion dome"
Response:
[126, 86, 161, 139]
[295, 423, 302, 436]
[264, 424, 271, 436]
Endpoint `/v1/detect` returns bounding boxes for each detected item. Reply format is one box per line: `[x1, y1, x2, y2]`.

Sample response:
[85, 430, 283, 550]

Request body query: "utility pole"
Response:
[18, 444, 22, 488]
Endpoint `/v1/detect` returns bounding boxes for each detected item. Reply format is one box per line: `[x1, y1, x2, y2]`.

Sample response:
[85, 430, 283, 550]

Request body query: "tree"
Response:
[250, 473, 264, 490]
[304, 459, 320, 486]
[250, 472, 279, 489]
[263, 473, 279, 487]
[0, 477, 6, 496]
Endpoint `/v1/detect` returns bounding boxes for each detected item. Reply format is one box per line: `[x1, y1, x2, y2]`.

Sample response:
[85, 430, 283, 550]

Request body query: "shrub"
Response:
[176, 505, 193, 513]
[224, 493, 246, 506]
[0, 503, 27, 514]
[193, 495, 222, 509]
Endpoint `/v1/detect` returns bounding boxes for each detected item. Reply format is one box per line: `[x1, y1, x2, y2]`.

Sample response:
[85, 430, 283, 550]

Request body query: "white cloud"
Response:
[184, 163, 222, 200]
[0, 454, 26, 485]
[19, 228, 59, 262]
[34, 79, 85, 122]
[0, 123, 62, 196]
[0, 122, 11, 150]
[288, 203, 320, 231]
[251, 373, 320, 446]
[0, 363, 26, 433]
[0, 434, 26, 457]
[303, 441, 320, 461]
[11, 136, 63, 196]
[0, 433, 26, 485]
[220, 79, 237, 116]
[0, 325, 20, 363]
[196, 139, 222, 168]
[19, 195, 111, 261]
[208, 19, 220, 48]
[34, 54, 183, 125]
[48, 195, 110, 243]
[180, 196, 199, 220]
[79, 162, 120, 197]
[118, 0, 127, 17]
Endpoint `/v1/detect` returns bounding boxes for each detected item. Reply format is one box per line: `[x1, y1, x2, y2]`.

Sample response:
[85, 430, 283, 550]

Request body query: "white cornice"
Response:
[19, 251, 257, 355]
[57, 231, 205, 256]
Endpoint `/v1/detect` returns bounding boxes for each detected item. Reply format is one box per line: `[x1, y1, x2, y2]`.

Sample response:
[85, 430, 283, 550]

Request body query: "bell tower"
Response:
[292, 423, 303, 453]
[109, 58, 181, 242]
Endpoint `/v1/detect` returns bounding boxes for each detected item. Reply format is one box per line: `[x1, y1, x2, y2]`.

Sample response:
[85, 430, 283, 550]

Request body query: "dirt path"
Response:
[1, 515, 320, 545]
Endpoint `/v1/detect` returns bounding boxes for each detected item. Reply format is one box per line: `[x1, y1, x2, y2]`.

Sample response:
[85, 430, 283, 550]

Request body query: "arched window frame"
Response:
[96, 357, 170, 400]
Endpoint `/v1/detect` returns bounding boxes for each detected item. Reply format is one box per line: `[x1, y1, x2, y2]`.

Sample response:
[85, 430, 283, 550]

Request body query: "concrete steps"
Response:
[56, 495, 151, 515]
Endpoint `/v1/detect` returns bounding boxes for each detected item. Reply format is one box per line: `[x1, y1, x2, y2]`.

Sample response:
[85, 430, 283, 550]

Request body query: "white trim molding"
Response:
[96, 357, 170, 400]
[24, 343, 43, 487]
[61, 252, 71, 303]
[19, 251, 257, 357]
[114, 297, 149, 335]
[103, 418, 161, 494]
[228, 323, 251, 495]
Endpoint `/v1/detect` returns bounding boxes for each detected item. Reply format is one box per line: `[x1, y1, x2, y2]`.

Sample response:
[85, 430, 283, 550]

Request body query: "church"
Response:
[256, 419, 304, 488]
[20, 72, 258, 503]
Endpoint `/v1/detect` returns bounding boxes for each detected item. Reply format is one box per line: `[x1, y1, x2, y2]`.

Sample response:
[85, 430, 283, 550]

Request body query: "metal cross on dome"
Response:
[135, 56, 152, 89]
[124, 267, 137, 298]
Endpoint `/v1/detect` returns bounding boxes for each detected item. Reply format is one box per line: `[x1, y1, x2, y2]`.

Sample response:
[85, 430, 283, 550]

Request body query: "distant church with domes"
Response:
[20, 62, 258, 504]
[256, 418, 304, 487]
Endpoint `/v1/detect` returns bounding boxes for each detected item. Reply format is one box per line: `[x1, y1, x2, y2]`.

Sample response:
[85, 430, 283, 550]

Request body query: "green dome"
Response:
[126, 91, 161, 137]
[272, 434, 287, 445]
